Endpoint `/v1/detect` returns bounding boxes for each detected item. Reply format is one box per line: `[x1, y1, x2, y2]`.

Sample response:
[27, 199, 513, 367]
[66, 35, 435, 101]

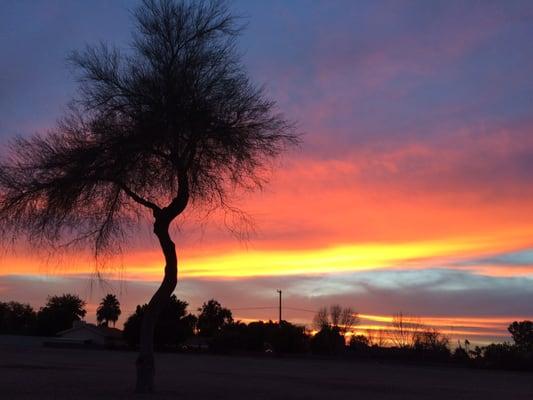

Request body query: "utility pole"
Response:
[277, 289, 282, 324]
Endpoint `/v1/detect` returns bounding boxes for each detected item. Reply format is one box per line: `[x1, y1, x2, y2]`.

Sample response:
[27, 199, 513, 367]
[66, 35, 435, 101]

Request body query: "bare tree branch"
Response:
[0, 1, 299, 392]
[0, 0, 298, 256]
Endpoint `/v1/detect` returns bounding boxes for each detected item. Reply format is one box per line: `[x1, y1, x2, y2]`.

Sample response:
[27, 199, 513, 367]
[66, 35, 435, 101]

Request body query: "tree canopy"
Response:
[37, 294, 86, 336]
[313, 304, 359, 336]
[0, 301, 36, 335]
[508, 320, 533, 352]
[197, 299, 233, 337]
[0, 0, 297, 256]
[123, 295, 196, 348]
[96, 294, 122, 327]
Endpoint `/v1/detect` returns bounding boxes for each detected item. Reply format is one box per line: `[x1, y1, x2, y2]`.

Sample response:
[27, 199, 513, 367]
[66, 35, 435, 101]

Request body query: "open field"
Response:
[0, 339, 532, 399]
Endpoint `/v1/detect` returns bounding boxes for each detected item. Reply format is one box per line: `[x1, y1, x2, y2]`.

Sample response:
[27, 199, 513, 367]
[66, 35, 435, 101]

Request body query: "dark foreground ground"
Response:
[1, 339, 532, 399]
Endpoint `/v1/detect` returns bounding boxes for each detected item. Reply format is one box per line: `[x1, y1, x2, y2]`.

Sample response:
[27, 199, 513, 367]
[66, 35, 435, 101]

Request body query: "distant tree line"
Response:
[121, 303, 533, 371]
[122, 298, 310, 354]
[2, 295, 532, 370]
[452, 320, 533, 370]
[345, 314, 533, 371]
[0, 294, 86, 336]
[0, 293, 120, 336]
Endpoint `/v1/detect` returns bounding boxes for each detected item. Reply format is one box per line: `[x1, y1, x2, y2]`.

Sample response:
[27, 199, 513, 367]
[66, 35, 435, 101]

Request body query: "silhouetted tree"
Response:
[452, 340, 470, 362]
[243, 321, 267, 351]
[123, 295, 196, 349]
[480, 342, 526, 369]
[0, 301, 37, 335]
[197, 299, 233, 337]
[246, 320, 309, 353]
[313, 304, 359, 336]
[313, 307, 329, 331]
[366, 328, 387, 347]
[339, 307, 359, 336]
[208, 320, 247, 353]
[390, 312, 420, 348]
[413, 327, 450, 360]
[36, 294, 86, 336]
[123, 305, 146, 348]
[270, 321, 309, 353]
[508, 320, 533, 352]
[96, 294, 121, 327]
[329, 305, 342, 327]
[211, 320, 309, 354]
[0, 0, 296, 392]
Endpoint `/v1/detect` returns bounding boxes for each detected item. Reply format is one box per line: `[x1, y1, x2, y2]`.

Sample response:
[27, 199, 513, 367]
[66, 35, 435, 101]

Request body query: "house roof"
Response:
[57, 322, 123, 339]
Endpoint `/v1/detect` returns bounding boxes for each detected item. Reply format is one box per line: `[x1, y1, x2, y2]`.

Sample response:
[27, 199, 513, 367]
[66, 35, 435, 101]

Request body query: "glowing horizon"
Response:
[3, 233, 533, 279]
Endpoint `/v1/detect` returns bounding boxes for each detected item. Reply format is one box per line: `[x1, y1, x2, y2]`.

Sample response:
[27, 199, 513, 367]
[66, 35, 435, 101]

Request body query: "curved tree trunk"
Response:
[135, 217, 177, 393]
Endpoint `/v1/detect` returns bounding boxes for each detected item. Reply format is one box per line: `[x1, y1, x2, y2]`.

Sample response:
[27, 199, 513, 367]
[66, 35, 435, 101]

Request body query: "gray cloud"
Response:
[2, 268, 532, 325]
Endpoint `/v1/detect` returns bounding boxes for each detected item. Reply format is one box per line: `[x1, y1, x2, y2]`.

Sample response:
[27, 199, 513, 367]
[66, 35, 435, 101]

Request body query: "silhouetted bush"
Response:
[348, 334, 371, 354]
[413, 328, 451, 361]
[462, 340, 533, 371]
[271, 321, 310, 353]
[209, 320, 310, 354]
[311, 326, 345, 355]
[452, 346, 470, 362]
[123, 295, 196, 350]
[481, 343, 525, 369]
[244, 321, 268, 352]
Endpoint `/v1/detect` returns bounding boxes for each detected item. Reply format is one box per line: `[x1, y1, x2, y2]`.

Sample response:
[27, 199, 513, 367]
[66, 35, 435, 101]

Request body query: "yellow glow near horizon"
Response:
[1, 232, 531, 279]
[126, 236, 516, 279]
[358, 314, 526, 330]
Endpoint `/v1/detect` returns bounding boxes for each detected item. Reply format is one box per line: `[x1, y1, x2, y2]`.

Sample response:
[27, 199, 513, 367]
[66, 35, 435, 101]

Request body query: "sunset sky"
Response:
[1, 0, 533, 345]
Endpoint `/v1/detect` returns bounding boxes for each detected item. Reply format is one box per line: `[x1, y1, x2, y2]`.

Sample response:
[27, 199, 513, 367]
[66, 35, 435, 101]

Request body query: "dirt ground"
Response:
[1, 340, 532, 399]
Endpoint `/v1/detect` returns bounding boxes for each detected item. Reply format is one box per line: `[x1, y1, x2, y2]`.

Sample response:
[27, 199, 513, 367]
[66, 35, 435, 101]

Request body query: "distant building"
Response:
[55, 321, 124, 348]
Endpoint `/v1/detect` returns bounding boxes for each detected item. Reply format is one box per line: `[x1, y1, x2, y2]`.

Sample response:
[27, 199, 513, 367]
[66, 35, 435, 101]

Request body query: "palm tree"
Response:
[96, 294, 121, 327]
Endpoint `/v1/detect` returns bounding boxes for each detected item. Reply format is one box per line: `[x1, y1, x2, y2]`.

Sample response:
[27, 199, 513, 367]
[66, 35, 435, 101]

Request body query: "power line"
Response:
[124, 305, 318, 314]
[284, 307, 318, 314]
